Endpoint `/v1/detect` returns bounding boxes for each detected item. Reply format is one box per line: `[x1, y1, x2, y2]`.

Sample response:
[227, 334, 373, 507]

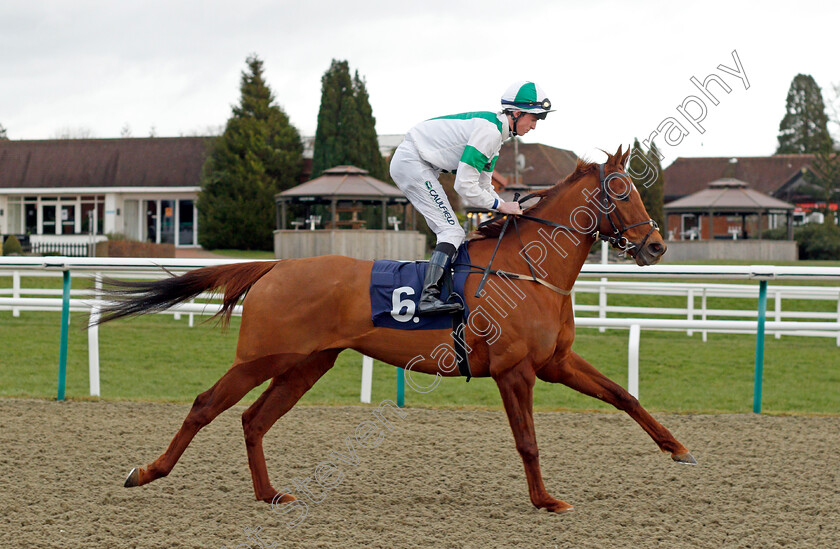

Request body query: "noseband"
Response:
[594, 164, 659, 255]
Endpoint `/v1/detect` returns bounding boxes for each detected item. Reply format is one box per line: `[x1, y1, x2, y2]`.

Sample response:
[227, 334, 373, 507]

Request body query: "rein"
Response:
[473, 163, 658, 298]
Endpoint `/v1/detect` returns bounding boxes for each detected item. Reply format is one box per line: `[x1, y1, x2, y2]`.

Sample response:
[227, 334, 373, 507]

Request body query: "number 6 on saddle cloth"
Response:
[369, 246, 473, 379]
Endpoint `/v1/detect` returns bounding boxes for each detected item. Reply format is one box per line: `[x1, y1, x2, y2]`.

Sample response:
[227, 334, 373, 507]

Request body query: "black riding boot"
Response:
[417, 246, 464, 316]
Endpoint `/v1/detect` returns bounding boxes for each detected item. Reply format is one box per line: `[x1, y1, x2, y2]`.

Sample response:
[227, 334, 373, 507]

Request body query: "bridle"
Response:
[593, 163, 659, 254]
[472, 163, 659, 297]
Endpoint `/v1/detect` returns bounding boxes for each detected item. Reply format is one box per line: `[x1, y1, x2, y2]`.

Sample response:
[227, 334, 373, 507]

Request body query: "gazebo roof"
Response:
[278, 165, 405, 201]
[664, 178, 795, 213]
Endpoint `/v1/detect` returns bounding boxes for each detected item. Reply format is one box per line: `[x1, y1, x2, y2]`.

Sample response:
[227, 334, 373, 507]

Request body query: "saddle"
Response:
[369, 247, 472, 379]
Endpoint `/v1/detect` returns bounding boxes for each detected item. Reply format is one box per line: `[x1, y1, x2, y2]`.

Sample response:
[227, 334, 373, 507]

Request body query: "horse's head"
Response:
[473, 145, 665, 265]
[582, 145, 666, 266]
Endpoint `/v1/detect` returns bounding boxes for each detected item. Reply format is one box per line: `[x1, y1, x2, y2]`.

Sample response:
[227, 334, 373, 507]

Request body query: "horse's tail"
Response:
[92, 261, 279, 327]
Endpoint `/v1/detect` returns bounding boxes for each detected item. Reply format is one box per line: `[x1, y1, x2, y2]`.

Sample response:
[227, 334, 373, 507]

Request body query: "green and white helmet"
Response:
[501, 81, 553, 119]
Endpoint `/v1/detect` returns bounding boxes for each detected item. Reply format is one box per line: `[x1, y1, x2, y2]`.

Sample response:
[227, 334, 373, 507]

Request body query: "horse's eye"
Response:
[605, 174, 632, 202]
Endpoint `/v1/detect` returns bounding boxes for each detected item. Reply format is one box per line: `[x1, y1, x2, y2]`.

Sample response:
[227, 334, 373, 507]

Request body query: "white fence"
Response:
[572, 280, 840, 341]
[2, 258, 840, 404]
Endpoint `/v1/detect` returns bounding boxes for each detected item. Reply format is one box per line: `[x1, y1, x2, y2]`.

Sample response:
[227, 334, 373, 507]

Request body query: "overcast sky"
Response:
[2, 0, 838, 168]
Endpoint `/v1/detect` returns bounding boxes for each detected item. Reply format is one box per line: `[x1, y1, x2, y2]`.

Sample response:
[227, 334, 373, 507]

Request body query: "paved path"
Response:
[174, 247, 235, 259]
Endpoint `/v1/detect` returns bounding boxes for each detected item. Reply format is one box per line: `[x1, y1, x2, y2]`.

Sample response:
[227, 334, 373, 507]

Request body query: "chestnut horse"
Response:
[96, 146, 695, 513]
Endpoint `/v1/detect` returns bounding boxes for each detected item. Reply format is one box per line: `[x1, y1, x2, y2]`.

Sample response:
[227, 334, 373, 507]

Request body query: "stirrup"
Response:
[417, 296, 463, 316]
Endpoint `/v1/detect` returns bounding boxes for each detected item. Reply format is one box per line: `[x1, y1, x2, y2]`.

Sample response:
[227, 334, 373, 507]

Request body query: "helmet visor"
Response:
[502, 98, 552, 114]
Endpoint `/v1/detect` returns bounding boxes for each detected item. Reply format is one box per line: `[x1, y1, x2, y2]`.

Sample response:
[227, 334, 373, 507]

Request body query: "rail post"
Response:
[753, 280, 768, 414]
[627, 324, 640, 399]
[360, 355, 373, 403]
[774, 290, 782, 340]
[12, 270, 21, 317]
[88, 274, 102, 397]
[599, 241, 607, 333]
[397, 367, 405, 407]
[57, 269, 71, 401]
[687, 288, 695, 336]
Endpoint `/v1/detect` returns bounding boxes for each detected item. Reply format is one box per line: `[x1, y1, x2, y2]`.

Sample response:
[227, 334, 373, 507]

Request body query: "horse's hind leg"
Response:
[241, 349, 341, 503]
[536, 350, 696, 464]
[124, 353, 304, 489]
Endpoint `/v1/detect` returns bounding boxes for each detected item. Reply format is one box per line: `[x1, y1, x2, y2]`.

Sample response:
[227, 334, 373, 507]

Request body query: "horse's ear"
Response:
[620, 146, 631, 169]
[614, 144, 623, 160]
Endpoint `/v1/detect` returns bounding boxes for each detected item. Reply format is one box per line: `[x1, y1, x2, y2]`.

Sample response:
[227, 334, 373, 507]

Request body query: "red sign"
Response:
[796, 202, 839, 212]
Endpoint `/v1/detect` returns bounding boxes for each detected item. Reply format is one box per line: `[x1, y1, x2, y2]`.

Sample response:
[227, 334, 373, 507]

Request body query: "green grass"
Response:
[2, 258, 838, 414]
[669, 258, 840, 267]
[209, 249, 276, 259]
[1, 310, 838, 415]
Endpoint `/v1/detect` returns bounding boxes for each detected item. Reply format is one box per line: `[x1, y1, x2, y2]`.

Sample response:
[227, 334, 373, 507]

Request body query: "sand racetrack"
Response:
[1, 398, 838, 548]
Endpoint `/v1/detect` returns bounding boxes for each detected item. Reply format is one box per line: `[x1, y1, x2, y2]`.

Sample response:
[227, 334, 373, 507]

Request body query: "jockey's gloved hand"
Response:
[497, 201, 523, 216]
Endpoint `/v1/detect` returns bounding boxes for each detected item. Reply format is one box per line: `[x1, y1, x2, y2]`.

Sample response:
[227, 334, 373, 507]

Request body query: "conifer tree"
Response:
[0, 123, 8, 139]
[312, 60, 386, 180]
[628, 139, 665, 231]
[353, 71, 388, 181]
[802, 150, 840, 217]
[198, 55, 302, 250]
[776, 74, 833, 154]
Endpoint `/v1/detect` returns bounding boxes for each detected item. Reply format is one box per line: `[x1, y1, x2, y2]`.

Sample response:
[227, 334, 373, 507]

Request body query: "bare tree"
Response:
[180, 124, 224, 137]
[827, 82, 840, 149]
[52, 126, 96, 139]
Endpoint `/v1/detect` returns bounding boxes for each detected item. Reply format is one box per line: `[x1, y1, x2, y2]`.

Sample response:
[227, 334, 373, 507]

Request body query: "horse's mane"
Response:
[471, 158, 598, 240]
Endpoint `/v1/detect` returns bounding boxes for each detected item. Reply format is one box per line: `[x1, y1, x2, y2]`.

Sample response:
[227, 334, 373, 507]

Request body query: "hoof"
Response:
[124, 467, 140, 487]
[268, 491, 297, 505]
[542, 500, 575, 513]
[672, 452, 698, 465]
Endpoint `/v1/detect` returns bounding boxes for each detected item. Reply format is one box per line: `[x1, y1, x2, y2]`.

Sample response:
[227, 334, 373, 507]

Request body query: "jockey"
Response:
[390, 81, 553, 315]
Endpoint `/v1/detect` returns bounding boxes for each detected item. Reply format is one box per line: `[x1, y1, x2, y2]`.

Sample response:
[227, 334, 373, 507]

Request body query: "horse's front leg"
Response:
[537, 350, 696, 464]
[494, 363, 574, 513]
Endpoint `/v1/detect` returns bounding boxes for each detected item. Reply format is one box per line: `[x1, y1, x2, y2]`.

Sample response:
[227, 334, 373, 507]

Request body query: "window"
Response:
[681, 214, 700, 240]
[160, 200, 175, 244]
[80, 202, 104, 234]
[178, 200, 194, 246]
[25, 203, 37, 233]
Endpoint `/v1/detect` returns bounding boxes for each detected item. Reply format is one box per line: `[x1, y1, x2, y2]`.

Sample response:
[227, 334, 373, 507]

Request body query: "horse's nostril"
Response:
[647, 242, 665, 256]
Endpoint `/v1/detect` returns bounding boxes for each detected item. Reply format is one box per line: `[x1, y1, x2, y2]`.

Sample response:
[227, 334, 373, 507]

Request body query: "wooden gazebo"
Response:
[665, 178, 796, 240]
[662, 178, 797, 261]
[275, 166, 412, 231]
[272, 166, 425, 260]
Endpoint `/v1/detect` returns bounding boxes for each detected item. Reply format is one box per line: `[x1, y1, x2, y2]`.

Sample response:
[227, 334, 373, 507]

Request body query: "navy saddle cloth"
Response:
[370, 245, 471, 330]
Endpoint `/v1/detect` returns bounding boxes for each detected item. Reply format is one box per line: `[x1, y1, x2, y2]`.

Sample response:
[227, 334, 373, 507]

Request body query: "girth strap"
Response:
[493, 270, 571, 296]
[457, 265, 572, 297]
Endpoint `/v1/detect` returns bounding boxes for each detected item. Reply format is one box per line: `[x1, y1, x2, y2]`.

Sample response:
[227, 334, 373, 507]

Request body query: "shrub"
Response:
[2, 235, 23, 256]
[797, 222, 840, 260]
[761, 227, 788, 240]
[761, 222, 840, 260]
